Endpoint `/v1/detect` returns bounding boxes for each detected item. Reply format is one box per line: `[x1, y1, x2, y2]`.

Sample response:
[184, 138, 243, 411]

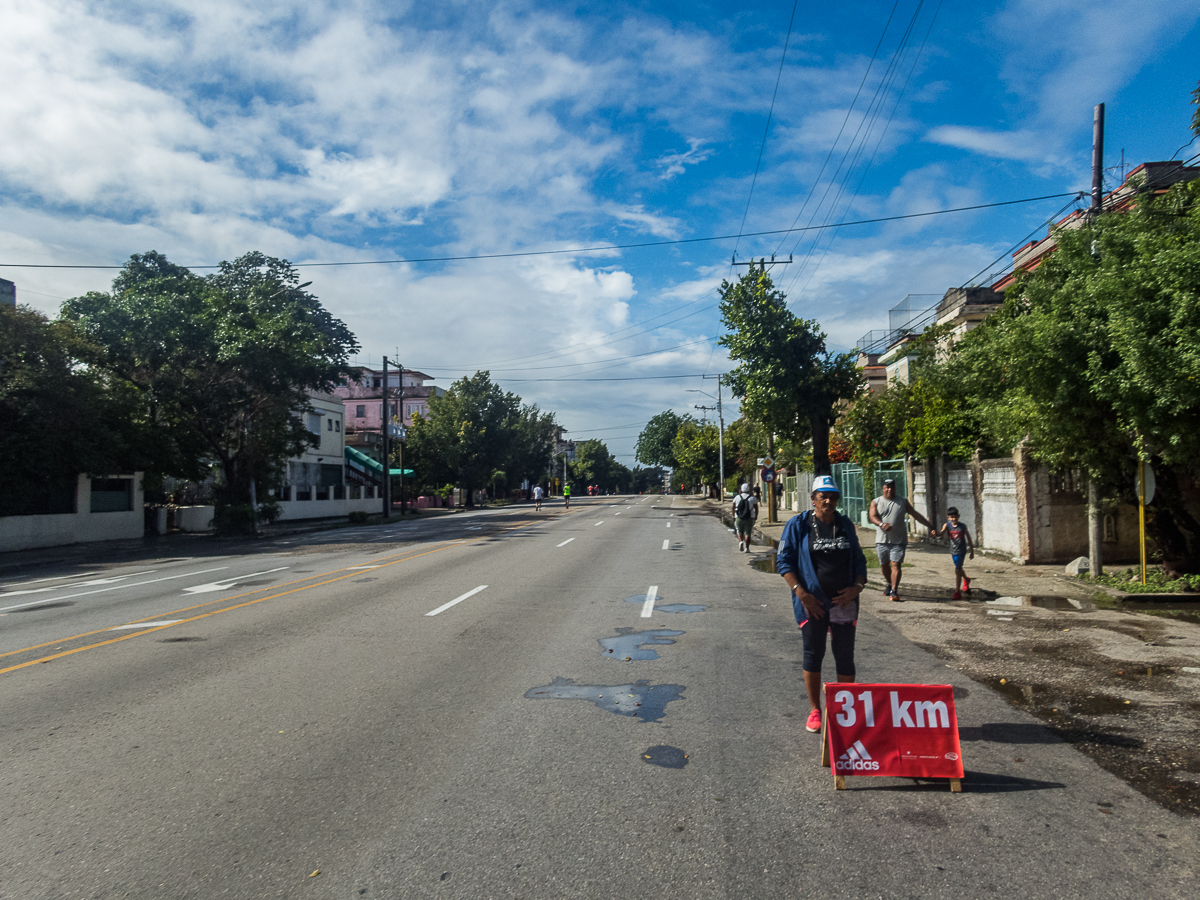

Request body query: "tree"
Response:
[718, 270, 861, 474]
[635, 410, 690, 469]
[670, 420, 732, 497]
[0, 305, 147, 516]
[570, 439, 624, 492]
[952, 178, 1200, 571]
[60, 251, 359, 532]
[505, 405, 559, 494]
[406, 371, 522, 507]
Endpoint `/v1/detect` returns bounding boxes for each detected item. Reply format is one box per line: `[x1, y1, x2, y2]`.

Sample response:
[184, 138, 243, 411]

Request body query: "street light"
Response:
[268, 281, 313, 299]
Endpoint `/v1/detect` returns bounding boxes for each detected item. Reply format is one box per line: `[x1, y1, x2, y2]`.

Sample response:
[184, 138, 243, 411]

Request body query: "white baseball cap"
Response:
[811, 475, 840, 494]
[740, 483, 751, 493]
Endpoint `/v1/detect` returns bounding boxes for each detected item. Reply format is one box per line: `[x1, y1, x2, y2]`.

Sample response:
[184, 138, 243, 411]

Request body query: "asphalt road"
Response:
[1, 495, 1196, 899]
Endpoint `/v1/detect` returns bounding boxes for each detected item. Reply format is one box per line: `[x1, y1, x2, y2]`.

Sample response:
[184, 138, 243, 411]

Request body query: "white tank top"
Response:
[874, 496, 907, 544]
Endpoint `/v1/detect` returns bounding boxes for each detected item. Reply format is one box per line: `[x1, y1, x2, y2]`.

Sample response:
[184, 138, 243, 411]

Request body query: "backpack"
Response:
[734, 493, 750, 518]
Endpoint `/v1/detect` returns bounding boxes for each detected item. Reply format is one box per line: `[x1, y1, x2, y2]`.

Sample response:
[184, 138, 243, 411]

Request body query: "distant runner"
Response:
[563, 483, 571, 509]
[533, 484, 544, 511]
[731, 482, 758, 553]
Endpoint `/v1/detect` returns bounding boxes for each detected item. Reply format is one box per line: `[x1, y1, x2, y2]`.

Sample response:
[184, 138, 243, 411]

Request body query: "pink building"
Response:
[333, 367, 443, 454]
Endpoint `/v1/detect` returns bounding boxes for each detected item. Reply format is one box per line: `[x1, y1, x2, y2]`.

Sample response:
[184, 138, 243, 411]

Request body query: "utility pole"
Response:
[703, 374, 726, 498]
[1087, 102, 1105, 577]
[731, 257, 792, 523]
[396, 362, 406, 516]
[381, 356, 390, 520]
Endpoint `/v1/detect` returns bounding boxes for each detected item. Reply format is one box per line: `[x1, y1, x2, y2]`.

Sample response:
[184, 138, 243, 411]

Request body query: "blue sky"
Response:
[3, 0, 1198, 464]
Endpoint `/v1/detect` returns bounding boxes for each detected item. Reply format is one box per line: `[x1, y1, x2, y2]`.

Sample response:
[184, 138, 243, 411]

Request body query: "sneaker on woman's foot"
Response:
[738, 540, 745, 552]
[805, 708, 823, 732]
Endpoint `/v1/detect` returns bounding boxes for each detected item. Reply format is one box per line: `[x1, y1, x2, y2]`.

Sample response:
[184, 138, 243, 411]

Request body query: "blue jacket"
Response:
[776, 510, 868, 624]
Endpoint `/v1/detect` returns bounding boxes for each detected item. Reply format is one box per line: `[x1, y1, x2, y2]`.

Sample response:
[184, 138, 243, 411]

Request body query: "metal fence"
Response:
[831, 458, 907, 525]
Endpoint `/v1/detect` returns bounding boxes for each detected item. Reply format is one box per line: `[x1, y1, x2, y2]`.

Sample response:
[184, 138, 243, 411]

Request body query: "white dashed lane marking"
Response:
[662, 540, 669, 550]
[640, 585, 659, 618]
[557, 538, 575, 547]
[426, 585, 488, 617]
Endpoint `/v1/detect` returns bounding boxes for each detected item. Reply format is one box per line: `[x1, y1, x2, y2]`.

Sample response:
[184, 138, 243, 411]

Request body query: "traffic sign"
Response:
[1137, 460, 1155, 505]
[761, 456, 774, 469]
[823, 683, 963, 790]
[762, 468, 776, 483]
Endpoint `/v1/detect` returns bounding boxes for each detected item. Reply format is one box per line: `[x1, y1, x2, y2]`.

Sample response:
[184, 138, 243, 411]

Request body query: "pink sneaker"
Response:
[805, 708, 822, 733]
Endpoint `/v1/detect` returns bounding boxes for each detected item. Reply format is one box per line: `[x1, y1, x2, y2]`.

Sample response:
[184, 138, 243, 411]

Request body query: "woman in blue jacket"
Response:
[776, 475, 868, 734]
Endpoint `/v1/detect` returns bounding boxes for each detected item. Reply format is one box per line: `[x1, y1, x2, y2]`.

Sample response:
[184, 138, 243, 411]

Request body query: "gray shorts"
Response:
[875, 543, 907, 564]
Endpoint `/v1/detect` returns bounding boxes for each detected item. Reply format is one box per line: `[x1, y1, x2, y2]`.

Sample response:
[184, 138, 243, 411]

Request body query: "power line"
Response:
[0, 192, 1083, 271]
[732, 0, 800, 260]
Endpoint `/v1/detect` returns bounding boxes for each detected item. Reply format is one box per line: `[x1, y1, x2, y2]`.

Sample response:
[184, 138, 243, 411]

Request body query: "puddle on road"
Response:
[642, 745, 689, 768]
[750, 557, 777, 574]
[986, 677, 1135, 715]
[620, 593, 706, 614]
[599, 628, 683, 661]
[525, 676, 685, 723]
[987, 595, 1094, 611]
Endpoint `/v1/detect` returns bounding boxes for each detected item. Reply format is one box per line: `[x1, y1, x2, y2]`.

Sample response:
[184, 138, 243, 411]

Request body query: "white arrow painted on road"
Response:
[182, 567, 289, 594]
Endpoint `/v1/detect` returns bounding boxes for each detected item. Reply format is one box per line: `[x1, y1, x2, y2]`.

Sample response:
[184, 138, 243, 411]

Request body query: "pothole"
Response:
[525, 676, 685, 722]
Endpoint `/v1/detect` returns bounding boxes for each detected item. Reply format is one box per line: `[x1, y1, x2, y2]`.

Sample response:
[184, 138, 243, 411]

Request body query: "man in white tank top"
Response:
[868, 479, 936, 601]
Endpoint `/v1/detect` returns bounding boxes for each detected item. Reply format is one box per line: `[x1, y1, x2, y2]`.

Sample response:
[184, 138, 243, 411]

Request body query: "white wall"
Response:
[0, 475, 144, 552]
[945, 468, 976, 537]
[981, 465, 1020, 556]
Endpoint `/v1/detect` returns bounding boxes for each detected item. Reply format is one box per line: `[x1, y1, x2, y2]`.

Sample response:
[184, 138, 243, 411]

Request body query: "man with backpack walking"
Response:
[732, 483, 759, 552]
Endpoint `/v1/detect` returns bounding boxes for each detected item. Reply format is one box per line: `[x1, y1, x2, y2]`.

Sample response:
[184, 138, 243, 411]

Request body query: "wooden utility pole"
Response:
[1087, 103, 1105, 576]
[731, 255, 792, 524]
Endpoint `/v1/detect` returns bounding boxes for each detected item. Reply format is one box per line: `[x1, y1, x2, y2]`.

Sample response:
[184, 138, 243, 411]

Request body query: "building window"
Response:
[373, 377, 381, 388]
[335, 420, 341, 432]
[356, 405, 365, 418]
[306, 413, 322, 435]
[327, 418, 334, 431]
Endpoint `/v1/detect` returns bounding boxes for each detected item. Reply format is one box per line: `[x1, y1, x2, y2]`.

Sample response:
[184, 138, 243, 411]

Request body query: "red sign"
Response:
[825, 683, 964, 780]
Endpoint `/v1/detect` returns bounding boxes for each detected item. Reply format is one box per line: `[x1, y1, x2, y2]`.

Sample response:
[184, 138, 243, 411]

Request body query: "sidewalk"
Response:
[683, 493, 1200, 816]
[698, 496, 1100, 602]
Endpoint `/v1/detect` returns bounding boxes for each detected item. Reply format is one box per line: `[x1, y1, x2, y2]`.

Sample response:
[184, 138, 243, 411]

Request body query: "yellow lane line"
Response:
[0, 543, 453, 662]
[1, 516, 546, 676]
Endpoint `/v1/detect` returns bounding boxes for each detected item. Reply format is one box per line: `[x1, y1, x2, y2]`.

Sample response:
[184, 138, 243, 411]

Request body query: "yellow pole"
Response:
[1139, 462, 1147, 586]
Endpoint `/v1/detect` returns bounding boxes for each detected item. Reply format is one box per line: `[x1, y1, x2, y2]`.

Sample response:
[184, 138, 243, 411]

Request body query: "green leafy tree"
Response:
[60, 251, 359, 531]
[569, 439, 621, 491]
[407, 371, 522, 507]
[0, 305, 148, 516]
[506, 405, 559, 494]
[670, 420, 732, 497]
[635, 410, 690, 469]
[718, 270, 861, 475]
[953, 178, 1200, 570]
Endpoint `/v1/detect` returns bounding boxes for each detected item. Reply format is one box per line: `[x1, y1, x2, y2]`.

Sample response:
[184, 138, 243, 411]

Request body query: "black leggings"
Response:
[801, 618, 856, 678]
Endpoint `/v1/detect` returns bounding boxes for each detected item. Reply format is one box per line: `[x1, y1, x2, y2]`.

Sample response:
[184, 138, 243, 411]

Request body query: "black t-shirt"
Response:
[810, 513, 853, 600]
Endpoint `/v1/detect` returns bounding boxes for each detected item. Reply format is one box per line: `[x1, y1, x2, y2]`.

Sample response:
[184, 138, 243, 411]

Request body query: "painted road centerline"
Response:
[640, 585, 658, 618]
[556, 538, 575, 547]
[426, 585, 488, 617]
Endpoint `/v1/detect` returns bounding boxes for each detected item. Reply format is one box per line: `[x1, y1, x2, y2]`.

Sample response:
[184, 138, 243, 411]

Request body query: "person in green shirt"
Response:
[563, 483, 571, 509]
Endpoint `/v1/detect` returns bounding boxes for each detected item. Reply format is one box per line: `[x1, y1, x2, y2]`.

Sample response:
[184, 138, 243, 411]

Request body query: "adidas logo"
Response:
[836, 740, 880, 771]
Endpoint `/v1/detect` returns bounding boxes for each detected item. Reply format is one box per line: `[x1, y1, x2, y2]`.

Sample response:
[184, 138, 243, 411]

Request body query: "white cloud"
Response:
[656, 139, 714, 180]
